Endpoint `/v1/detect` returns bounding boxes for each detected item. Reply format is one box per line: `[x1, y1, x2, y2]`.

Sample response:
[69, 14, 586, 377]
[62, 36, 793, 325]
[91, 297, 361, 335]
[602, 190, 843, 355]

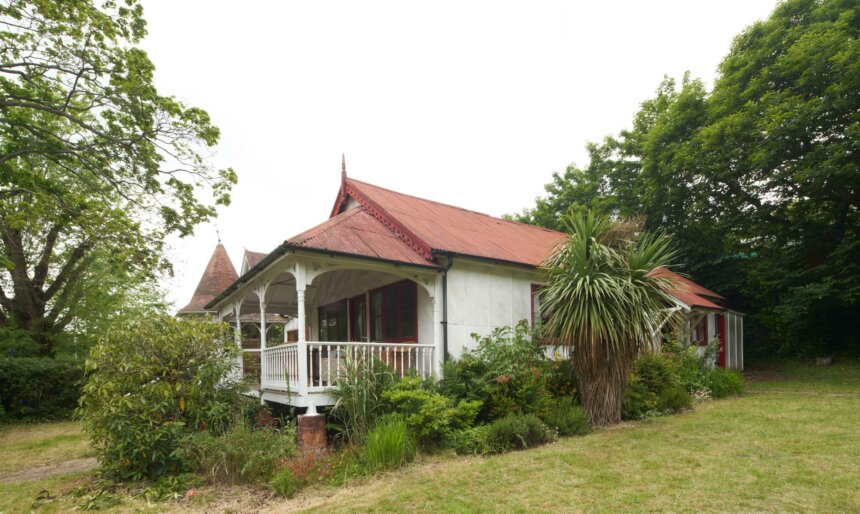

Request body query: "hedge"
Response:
[0, 357, 84, 421]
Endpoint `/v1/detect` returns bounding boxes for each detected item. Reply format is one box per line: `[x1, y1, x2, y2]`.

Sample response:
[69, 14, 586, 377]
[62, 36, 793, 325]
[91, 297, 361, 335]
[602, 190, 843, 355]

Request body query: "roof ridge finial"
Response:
[341, 153, 347, 181]
[215, 224, 222, 245]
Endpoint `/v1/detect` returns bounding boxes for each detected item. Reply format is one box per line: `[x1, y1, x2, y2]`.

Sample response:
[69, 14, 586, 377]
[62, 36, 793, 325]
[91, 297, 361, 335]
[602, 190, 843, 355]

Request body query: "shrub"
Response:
[328, 355, 396, 445]
[543, 397, 590, 437]
[0, 357, 83, 420]
[78, 316, 246, 480]
[381, 376, 479, 448]
[444, 321, 554, 423]
[656, 384, 692, 412]
[182, 424, 296, 484]
[622, 377, 657, 420]
[486, 414, 554, 452]
[364, 416, 415, 473]
[449, 425, 493, 455]
[661, 339, 745, 399]
[622, 352, 691, 420]
[707, 368, 745, 398]
[546, 358, 578, 400]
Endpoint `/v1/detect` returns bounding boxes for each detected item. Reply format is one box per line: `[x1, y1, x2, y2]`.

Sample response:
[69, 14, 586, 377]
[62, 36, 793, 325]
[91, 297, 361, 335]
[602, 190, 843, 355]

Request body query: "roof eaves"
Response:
[204, 242, 444, 311]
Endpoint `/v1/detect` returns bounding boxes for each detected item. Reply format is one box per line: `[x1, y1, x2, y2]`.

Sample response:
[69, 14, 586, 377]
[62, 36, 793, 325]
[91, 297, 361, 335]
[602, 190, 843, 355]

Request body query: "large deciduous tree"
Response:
[517, 0, 860, 356]
[540, 212, 678, 425]
[0, 0, 236, 354]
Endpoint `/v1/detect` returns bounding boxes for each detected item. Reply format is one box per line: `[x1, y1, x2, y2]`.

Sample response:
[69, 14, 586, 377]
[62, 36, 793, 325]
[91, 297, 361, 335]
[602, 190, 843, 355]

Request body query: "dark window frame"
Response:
[370, 280, 418, 343]
[318, 299, 348, 342]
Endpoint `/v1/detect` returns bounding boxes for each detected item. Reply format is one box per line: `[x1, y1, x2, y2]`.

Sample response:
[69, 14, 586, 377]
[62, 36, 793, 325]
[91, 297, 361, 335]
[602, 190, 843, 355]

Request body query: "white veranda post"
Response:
[295, 262, 309, 396]
[433, 273, 444, 377]
[257, 280, 269, 399]
[233, 299, 243, 380]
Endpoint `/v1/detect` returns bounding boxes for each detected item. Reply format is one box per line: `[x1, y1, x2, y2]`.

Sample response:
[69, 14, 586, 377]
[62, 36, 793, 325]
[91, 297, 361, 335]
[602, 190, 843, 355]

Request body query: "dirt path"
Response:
[0, 457, 97, 484]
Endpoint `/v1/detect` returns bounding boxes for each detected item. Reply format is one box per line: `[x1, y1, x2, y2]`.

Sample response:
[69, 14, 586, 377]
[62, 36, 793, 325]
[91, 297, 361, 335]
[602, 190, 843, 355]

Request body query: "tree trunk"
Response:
[571, 342, 637, 426]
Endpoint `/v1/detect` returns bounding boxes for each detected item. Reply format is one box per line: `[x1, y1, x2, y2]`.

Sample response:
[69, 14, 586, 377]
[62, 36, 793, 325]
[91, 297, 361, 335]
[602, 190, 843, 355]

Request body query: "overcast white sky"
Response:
[141, 0, 780, 310]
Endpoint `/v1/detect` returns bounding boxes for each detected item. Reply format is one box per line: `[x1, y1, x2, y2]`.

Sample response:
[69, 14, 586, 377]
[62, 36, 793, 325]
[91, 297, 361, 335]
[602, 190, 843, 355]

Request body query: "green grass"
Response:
[289, 361, 860, 513]
[0, 421, 92, 475]
[1, 361, 859, 513]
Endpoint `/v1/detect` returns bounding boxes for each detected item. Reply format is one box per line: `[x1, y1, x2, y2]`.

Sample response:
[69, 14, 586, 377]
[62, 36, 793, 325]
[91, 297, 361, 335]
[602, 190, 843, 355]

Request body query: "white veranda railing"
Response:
[261, 341, 435, 393]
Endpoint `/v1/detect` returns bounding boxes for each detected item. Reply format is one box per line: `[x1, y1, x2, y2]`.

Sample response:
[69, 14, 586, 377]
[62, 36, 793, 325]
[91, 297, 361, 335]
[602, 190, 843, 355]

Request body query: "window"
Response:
[530, 284, 543, 328]
[370, 280, 417, 342]
[349, 294, 367, 342]
[240, 323, 260, 350]
[318, 300, 347, 342]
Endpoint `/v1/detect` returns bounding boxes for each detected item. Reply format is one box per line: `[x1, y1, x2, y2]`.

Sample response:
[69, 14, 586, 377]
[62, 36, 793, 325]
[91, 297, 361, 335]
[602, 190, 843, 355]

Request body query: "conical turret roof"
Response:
[179, 244, 238, 314]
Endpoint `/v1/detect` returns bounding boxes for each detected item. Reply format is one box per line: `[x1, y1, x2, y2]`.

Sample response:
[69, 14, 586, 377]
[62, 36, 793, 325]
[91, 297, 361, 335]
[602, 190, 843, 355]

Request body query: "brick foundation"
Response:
[297, 413, 326, 455]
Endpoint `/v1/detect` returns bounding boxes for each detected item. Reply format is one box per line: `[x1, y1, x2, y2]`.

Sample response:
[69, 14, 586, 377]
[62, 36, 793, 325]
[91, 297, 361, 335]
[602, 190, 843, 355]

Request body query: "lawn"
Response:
[1, 360, 858, 513]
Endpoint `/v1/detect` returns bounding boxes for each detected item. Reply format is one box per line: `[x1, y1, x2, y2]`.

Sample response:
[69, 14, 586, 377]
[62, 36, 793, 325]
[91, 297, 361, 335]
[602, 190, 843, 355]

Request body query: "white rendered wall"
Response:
[444, 258, 539, 359]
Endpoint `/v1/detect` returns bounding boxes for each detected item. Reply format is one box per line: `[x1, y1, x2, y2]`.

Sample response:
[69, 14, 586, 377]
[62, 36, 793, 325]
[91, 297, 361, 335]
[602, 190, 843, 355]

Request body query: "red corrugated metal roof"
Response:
[341, 178, 567, 267]
[180, 244, 238, 313]
[287, 207, 442, 268]
[651, 267, 726, 310]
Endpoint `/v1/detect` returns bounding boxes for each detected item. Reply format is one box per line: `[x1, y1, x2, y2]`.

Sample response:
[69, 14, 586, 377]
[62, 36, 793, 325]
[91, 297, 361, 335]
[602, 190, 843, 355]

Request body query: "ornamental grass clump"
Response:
[363, 416, 416, 473]
[328, 354, 396, 446]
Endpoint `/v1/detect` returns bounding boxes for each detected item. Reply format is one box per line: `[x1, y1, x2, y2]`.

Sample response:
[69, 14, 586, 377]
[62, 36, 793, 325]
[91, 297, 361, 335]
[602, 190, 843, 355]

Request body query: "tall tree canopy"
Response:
[516, 0, 859, 356]
[0, 0, 236, 355]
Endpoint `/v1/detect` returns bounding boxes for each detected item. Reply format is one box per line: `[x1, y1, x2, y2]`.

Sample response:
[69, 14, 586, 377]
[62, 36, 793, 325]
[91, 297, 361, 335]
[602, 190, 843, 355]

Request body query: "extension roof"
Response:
[179, 244, 239, 314]
[651, 267, 726, 311]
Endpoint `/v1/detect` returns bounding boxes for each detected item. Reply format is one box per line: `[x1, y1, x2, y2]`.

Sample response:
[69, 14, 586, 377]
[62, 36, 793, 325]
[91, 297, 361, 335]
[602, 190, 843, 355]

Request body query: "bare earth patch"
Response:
[0, 457, 97, 484]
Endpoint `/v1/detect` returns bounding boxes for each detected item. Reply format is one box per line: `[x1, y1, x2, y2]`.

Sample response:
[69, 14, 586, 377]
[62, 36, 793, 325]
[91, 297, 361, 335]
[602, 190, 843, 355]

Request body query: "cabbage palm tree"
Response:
[540, 211, 679, 425]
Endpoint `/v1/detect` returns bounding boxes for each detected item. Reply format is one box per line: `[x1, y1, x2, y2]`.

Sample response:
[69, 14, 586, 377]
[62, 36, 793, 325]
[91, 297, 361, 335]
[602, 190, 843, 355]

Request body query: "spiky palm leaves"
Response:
[540, 212, 678, 425]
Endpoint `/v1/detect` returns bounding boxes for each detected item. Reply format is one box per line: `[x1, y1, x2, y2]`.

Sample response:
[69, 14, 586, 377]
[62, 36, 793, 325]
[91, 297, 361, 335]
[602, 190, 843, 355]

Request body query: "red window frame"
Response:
[370, 280, 418, 343]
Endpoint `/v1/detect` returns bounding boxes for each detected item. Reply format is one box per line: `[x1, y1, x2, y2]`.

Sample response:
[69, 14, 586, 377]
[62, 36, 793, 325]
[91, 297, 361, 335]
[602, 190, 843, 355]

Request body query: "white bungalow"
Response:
[184, 164, 743, 409]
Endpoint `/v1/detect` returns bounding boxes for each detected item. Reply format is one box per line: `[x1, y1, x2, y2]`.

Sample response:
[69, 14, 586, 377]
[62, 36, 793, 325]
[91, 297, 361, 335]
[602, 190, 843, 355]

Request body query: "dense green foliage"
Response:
[539, 212, 678, 425]
[181, 424, 295, 485]
[0, 0, 235, 353]
[485, 414, 555, 453]
[440, 322, 558, 423]
[622, 352, 693, 420]
[514, 0, 860, 358]
[363, 416, 416, 473]
[381, 376, 479, 448]
[77, 316, 247, 480]
[543, 397, 591, 437]
[622, 346, 744, 419]
[449, 425, 494, 456]
[0, 357, 82, 420]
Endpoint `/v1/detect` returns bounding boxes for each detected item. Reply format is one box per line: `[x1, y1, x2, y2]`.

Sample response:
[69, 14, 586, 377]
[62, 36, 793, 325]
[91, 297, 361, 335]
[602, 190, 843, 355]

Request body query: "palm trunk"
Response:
[571, 342, 637, 426]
